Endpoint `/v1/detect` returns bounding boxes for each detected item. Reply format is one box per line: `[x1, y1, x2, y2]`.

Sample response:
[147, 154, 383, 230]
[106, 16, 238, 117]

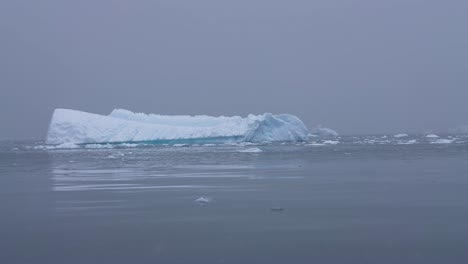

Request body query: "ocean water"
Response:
[1, 135, 468, 264]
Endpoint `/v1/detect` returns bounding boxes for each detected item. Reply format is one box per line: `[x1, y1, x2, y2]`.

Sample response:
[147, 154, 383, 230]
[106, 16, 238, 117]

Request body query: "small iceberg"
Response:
[397, 139, 417, 145]
[393, 134, 408, 138]
[306, 142, 326, 146]
[426, 134, 439, 138]
[238, 148, 263, 153]
[194, 197, 212, 204]
[432, 139, 455, 144]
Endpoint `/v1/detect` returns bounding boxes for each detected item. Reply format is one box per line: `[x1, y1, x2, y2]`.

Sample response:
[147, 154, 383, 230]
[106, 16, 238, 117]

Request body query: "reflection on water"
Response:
[50, 144, 306, 194]
[2, 138, 468, 263]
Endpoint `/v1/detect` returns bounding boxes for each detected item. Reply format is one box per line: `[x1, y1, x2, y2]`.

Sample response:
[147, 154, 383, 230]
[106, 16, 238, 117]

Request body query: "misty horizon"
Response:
[1, 0, 467, 139]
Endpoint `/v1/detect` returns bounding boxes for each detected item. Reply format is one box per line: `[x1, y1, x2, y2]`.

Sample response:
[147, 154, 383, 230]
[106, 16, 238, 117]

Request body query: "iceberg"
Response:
[46, 109, 309, 144]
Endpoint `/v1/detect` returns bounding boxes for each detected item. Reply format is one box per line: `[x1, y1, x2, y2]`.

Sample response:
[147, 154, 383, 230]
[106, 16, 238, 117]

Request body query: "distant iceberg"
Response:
[432, 138, 455, 144]
[46, 109, 309, 144]
[309, 125, 338, 137]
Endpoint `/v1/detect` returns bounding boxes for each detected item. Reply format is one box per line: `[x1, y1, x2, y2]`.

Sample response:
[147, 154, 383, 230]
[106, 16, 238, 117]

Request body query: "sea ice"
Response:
[46, 109, 309, 144]
[173, 144, 189, 147]
[238, 148, 263, 153]
[85, 144, 114, 149]
[194, 197, 212, 204]
[432, 139, 454, 144]
[397, 139, 417, 145]
[426, 134, 439, 138]
[306, 143, 326, 146]
[393, 134, 408, 138]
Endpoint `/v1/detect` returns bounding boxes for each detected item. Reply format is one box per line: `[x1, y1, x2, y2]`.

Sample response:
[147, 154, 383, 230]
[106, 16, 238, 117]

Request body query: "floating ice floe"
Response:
[85, 143, 114, 149]
[46, 109, 309, 145]
[432, 139, 455, 144]
[393, 134, 408, 138]
[31, 142, 81, 150]
[306, 143, 326, 146]
[426, 134, 439, 138]
[397, 139, 417, 145]
[238, 148, 263, 153]
[194, 197, 212, 204]
[323, 140, 339, 145]
[173, 144, 189, 147]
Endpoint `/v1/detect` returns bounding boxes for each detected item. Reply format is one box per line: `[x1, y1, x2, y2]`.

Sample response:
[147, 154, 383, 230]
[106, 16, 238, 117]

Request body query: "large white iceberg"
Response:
[46, 109, 309, 144]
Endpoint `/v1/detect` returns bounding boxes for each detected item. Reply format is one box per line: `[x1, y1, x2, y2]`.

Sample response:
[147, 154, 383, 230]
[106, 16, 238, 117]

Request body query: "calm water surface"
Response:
[1, 135, 468, 263]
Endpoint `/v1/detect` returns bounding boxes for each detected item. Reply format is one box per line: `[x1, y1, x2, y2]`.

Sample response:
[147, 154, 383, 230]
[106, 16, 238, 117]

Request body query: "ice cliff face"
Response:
[46, 109, 309, 144]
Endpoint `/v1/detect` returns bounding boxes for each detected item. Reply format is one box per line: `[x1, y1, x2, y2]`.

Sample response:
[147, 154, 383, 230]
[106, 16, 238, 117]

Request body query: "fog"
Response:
[1, 0, 467, 138]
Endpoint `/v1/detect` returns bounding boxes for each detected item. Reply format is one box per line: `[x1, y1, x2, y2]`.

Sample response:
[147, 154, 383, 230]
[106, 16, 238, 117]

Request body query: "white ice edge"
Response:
[46, 109, 309, 144]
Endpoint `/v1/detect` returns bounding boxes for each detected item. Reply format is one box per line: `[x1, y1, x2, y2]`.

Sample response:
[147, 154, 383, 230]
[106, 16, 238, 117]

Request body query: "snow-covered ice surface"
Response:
[46, 109, 309, 144]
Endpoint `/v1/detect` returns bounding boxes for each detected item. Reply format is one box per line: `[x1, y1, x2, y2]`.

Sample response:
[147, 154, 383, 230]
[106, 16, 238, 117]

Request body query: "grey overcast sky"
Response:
[1, 0, 467, 138]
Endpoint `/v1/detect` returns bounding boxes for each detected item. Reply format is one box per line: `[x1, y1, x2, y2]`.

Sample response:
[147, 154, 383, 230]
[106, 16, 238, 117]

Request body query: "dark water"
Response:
[1, 135, 468, 264]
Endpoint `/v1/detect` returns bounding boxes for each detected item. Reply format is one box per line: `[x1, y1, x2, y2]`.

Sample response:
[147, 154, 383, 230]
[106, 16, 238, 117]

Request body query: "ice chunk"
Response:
[306, 142, 326, 146]
[309, 125, 338, 137]
[194, 197, 212, 204]
[32, 143, 80, 150]
[238, 147, 263, 153]
[393, 134, 408, 138]
[173, 144, 189, 147]
[397, 139, 417, 145]
[85, 144, 114, 149]
[46, 109, 309, 144]
[426, 134, 439, 138]
[432, 139, 454, 144]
